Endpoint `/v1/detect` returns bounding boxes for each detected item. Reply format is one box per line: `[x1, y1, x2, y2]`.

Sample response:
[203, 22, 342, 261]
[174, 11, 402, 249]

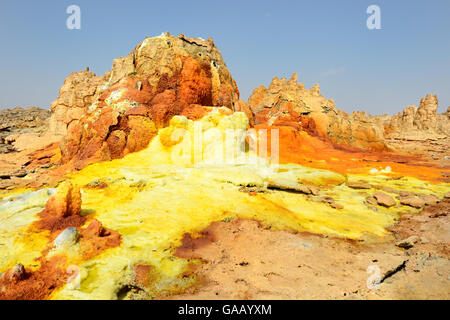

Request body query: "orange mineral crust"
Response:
[33, 181, 86, 233]
[255, 124, 449, 183]
[0, 218, 121, 300]
[33, 181, 121, 258]
[78, 219, 121, 260]
[0, 256, 69, 300]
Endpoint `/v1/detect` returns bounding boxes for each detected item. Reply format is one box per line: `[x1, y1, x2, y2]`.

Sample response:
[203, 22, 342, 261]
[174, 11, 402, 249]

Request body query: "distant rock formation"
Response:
[0, 107, 51, 153]
[385, 94, 450, 139]
[58, 33, 240, 169]
[246, 73, 389, 151]
[369, 94, 450, 161]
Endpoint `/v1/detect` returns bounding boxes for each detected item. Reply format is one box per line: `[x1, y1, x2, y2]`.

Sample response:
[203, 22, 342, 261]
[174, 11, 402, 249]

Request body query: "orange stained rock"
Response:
[132, 264, 157, 288]
[0, 256, 69, 300]
[26, 142, 61, 170]
[33, 181, 86, 233]
[255, 124, 449, 183]
[57, 34, 241, 170]
[78, 219, 121, 260]
[46, 181, 81, 218]
[0, 218, 122, 300]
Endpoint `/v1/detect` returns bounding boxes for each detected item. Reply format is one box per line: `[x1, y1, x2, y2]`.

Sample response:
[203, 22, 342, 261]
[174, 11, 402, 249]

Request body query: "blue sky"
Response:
[1, 0, 449, 114]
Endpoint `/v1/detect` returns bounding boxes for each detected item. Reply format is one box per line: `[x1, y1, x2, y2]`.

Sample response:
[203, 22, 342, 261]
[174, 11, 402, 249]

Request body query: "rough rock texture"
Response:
[379, 94, 450, 161]
[0, 107, 62, 190]
[59, 33, 240, 169]
[247, 75, 449, 159]
[0, 107, 50, 153]
[400, 196, 425, 208]
[34, 181, 86, 233]
[414, 95, 439, 131]
[49, 68, 110, 136]
[386, 94, 449, 138]
[373, 191, 396, 207]
[247, 73, 389, 151]
[44, 181, 81, 218]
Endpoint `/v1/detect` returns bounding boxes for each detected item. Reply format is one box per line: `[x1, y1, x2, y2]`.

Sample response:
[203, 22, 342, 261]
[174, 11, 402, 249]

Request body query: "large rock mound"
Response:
[58, 33, 240, 169]
[246, 73, 388, 151]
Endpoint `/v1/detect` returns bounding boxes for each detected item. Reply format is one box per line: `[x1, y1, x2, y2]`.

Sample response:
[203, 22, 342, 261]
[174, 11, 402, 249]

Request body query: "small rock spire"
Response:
[288, 72, 298, 83]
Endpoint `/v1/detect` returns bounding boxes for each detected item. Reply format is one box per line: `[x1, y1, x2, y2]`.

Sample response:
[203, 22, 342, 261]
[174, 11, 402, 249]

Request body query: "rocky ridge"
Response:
[245, 73, 389, 151]
[381, 95, 450, 160]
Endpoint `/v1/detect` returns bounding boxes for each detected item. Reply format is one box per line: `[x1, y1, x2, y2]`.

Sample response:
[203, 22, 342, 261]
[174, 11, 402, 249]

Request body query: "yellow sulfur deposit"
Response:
[0, 109, 449, 299]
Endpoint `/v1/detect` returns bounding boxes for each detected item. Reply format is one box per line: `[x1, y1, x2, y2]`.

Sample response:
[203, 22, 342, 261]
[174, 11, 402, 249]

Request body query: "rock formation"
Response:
[246, 73, 389, 151]
[386, 94, 449, 139]
[34, 181, 86, 233]
[378, 94, 450, 160]
[246, 74, 449, 157]
[44, 181, 82, 218]
[57, 33, 240, 169]
[49, 69, 110, 136]
[0, 107, 50, 153]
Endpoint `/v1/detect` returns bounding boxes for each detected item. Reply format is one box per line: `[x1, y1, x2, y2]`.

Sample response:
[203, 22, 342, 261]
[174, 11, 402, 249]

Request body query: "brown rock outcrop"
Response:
[247, 73, 389, 151]
[0, 107, 51, 153]
[44, 181, 82, 218]
[373, 191, 396, 207]
[49, 69, 110, 136]
[346, 181, 372, 189]
[386, 94, 449, 138]
[381, 94, 450, 160]
[414, 94, 439, 131]
[0, 107, 62, 190]
[58, 33, 240, 169]
[400, 196, 425, 208]
[34, 181, 86, 232]
[2, 263, 27, 283]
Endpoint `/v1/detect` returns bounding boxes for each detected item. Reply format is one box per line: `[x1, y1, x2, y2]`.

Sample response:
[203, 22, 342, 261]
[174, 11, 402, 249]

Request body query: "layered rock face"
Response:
[58, 33, 240, 169]
[0, 107, 62, 191]
[437, 106, 450, 136]
[246, 73, 388, 151]
[0, 107, 50, 153]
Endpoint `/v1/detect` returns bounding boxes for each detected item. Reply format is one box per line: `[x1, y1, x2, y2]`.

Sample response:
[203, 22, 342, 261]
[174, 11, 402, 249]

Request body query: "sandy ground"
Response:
[170, 199, 449, 300]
